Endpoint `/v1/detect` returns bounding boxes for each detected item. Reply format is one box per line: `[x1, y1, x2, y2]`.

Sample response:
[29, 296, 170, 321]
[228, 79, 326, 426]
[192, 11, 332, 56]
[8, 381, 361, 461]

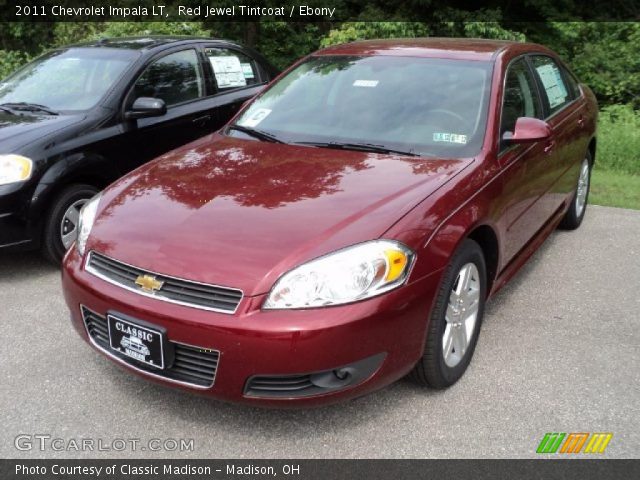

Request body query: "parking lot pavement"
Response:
[1, 204, 638, 459]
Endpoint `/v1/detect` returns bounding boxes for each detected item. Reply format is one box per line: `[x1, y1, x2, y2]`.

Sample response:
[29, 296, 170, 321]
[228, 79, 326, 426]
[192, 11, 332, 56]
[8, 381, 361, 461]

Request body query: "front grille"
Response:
[248, 375, 315, 392]
[245, 374, 322, 398]
[82, 306, 219, 388]
[86, 251, 243, 313]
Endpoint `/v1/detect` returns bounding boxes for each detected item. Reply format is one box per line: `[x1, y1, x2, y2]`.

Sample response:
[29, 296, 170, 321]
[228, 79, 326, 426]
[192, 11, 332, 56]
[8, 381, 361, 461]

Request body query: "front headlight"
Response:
[0, 154, 33, 186]
[76, 193, 102, 255]
[263, 240, 414, 309]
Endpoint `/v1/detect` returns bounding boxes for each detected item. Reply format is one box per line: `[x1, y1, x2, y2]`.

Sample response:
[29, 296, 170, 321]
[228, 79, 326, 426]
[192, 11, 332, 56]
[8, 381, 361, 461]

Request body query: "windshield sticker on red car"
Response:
[239, 108, 272, 127]
[433, 133, 468, 144]
[353, 80, 379, 88]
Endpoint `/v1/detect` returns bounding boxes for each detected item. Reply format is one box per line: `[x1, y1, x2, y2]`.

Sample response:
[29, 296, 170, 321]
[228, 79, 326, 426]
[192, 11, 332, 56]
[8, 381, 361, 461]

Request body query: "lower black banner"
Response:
[1, 459, 638, 480]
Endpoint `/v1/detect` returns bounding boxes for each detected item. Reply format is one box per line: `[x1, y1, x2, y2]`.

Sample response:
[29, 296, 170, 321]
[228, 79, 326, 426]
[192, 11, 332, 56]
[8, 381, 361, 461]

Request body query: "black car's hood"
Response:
[0, 111, 85, 150]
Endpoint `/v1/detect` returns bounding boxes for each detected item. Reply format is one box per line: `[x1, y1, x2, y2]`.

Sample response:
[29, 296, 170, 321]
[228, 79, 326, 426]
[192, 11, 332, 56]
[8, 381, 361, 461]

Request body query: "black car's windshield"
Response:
[232, 55, 493, 157]
[0, 48, 138, 112]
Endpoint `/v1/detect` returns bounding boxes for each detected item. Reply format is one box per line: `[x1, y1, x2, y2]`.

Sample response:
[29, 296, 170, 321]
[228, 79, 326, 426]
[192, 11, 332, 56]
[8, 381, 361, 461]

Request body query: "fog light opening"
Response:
[333, 369, 351, 381]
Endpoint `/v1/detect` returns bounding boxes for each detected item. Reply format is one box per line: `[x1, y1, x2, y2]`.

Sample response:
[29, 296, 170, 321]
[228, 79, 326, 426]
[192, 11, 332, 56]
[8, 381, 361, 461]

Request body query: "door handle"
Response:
[577, 115, 585, 128]
[544, 141, 555, 155]
[192, 114, 211, 125]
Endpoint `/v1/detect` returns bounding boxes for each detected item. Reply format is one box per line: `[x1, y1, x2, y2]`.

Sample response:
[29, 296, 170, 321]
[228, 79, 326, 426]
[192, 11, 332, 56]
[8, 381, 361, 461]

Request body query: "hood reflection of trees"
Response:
[105, 140, 458, 211]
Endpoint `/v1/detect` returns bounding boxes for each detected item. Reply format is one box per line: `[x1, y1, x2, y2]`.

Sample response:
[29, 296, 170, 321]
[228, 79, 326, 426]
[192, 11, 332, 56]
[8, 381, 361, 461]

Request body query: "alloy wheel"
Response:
[575, 158, 590, 217]
[443, 262, 481, 368]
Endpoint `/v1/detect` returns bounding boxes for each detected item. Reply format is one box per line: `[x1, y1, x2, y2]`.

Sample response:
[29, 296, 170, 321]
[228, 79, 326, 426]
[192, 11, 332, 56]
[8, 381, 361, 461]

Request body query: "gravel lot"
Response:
[1, 205, 638, 459]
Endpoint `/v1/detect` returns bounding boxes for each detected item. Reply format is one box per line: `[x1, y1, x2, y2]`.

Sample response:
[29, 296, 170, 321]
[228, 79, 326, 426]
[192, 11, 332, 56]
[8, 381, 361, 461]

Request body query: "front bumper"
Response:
[0, 183, 38, 250]
[0, 212, 33, 249]
[62, 248, 442, 407]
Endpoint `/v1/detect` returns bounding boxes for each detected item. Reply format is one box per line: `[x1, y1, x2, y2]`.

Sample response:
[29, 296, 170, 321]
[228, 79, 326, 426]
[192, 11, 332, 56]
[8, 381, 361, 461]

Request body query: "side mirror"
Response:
[502, 117, 551, 144]
[125, 97, 166, 120]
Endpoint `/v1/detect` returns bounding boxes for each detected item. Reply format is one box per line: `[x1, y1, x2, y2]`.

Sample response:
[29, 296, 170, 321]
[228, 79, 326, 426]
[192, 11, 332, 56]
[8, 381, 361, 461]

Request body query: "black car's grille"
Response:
[82, 307, 219, 388]
[86, 251, 243, 313]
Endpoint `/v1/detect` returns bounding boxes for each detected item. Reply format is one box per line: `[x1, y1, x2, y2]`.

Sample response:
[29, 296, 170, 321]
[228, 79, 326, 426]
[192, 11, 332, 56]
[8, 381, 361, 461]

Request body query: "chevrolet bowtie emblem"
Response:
[135, 274, 164, 293]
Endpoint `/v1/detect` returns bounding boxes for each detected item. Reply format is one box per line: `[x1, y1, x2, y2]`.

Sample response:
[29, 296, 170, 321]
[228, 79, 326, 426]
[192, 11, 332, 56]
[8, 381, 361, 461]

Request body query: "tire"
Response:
[559, 151, 592, 230]
[410, 239, 487, 389]
[42, 184, 99, 265]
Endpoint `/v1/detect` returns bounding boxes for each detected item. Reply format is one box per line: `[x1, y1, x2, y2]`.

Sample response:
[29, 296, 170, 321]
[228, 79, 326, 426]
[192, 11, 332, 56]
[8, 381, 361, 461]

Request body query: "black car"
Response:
[0, 36, 277, 263]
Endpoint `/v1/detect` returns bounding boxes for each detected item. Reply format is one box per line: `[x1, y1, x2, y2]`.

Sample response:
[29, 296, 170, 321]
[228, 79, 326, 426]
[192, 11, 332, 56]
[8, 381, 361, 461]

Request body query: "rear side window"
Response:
[133, 49, 204, 107]
[204, 47, 260, 91]
[562, 67, 581, 99]
[500, 58, 542, 140]
[530, 56, 572, 115]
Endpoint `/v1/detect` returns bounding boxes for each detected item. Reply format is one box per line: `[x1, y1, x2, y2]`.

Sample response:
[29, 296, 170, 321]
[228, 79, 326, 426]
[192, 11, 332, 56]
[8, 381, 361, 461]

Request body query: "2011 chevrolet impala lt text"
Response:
[62, 38, 597, 407]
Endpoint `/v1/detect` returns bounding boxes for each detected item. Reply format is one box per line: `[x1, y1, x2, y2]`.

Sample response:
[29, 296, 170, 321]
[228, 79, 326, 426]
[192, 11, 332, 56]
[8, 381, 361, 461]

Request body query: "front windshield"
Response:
[0, 48, 138, 111]
[233, 55, 493, 157]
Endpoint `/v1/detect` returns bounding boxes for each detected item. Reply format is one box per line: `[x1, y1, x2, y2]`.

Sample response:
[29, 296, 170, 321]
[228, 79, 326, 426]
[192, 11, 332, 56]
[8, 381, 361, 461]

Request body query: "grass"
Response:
[590, 169, 640, 210]
[588, 104, 640, 210]
[596, 105, 640, 174]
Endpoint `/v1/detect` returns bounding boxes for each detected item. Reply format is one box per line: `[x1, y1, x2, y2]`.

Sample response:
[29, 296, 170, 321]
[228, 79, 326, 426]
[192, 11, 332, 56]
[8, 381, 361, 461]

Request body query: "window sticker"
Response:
[536, 63, 568, 109]
[238, 108, 272, 128]
[241, 63, 255, 79]
[353, 80, 379, 88]
[209, 55, 247, 88]
[433, 133, 468, 144]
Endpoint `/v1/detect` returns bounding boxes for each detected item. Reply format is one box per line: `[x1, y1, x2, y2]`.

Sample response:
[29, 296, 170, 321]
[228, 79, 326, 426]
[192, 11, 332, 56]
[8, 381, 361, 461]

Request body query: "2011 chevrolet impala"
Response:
[62, 38, 597, 407]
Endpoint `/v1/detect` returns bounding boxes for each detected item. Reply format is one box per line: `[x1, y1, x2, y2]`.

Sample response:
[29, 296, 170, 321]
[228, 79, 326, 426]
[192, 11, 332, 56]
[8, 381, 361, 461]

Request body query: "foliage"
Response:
[0, 49, 30, 79]
[251, 22, 323, 70]
[321, 22, 430, 47]
[95, 21, 213, 39]
[595, 104, 640, 175]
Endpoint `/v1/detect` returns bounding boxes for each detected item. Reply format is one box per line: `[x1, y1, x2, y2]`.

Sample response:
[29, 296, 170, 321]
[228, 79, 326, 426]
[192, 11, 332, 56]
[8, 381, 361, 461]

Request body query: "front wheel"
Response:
[42, 184, 99, 264]
[559, 152, 592, 230]
[410, 239, 487, 389]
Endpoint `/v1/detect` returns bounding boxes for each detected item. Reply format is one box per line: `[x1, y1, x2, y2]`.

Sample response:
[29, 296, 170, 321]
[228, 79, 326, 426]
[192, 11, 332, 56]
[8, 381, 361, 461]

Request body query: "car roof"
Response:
[315, 38, 523, 61]
[69, 36, 228, 51]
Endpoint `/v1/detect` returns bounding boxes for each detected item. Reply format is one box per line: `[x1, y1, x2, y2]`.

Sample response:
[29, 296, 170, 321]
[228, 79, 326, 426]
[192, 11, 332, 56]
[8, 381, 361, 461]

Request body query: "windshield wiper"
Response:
[296, 141, 420, 157]
[228, 124, 284, 143]
[0, 102, 58, 115]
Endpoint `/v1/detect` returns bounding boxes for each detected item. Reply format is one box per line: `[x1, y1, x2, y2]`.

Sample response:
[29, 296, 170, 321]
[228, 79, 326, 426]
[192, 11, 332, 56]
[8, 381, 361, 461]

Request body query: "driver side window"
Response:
[132, 49, 204, 108]
[500, 59, 542, 143]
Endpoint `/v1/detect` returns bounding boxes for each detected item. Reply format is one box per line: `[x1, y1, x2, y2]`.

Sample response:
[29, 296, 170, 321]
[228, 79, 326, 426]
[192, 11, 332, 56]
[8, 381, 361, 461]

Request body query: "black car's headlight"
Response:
[263, 240, 415, 309]
[76, 193, 102, 255]
[0, 154, 33, 186]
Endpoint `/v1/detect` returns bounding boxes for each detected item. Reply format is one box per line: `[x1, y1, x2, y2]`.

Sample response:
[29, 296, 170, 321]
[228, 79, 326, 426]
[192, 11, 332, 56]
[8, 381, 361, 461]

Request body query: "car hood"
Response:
[0, 111, 86, 150]
[89, 134, 471, 297]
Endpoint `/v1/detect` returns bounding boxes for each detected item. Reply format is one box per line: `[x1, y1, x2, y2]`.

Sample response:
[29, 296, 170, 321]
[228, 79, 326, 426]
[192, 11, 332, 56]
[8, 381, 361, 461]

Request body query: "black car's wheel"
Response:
[559, 151, 592, 230]
[42, 184, 99, 264]
[410, 239, 487, 389]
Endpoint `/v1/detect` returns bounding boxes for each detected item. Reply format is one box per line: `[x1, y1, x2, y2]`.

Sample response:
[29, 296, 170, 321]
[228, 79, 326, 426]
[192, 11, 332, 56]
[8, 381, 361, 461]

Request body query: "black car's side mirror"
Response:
[125, 97, 167, 120]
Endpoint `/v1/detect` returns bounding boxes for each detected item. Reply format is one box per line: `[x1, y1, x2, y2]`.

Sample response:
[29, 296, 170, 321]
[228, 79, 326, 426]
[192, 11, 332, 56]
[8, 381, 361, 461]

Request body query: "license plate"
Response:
[107, 314, 165, 369]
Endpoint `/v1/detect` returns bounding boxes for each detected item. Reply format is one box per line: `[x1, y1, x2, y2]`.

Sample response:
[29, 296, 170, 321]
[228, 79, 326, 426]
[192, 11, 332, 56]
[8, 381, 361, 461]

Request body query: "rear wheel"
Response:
[410, 239, 487, 388]
[559, 152, 592, 230]
[42, 184, 99, 264]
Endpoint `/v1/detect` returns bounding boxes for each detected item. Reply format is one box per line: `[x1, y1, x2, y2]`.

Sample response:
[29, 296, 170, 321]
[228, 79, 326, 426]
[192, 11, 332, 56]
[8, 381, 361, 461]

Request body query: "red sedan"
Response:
[62, 38, 597, 407]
